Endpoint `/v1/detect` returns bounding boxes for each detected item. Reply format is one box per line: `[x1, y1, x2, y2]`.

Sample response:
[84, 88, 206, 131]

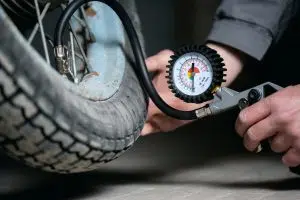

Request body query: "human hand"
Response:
[141, 49, 202, 135]
[141, 43, 245, 136]
[235, 84, 300, 167]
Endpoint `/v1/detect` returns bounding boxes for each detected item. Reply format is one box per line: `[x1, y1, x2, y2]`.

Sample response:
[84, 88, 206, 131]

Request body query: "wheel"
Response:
[0, 0, 148, 173]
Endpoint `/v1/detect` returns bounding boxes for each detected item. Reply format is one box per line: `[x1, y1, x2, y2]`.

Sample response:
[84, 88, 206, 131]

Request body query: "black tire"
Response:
[0, 2, 148, 174]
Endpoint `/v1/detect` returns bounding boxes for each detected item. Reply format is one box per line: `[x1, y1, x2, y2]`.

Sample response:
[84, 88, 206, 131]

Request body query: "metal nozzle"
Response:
[195, 106, 212, 119]
[54, 45, 68, 75]
[55, 45, 65, 58]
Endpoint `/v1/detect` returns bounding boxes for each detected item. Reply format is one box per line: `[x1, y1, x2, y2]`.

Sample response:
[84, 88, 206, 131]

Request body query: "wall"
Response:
[136, 0, 220, 56]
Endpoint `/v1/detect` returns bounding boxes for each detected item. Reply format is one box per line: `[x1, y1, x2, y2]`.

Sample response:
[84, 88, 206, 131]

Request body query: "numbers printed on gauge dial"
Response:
[173, 52, 213, 96]
[167, 45, 226, 103]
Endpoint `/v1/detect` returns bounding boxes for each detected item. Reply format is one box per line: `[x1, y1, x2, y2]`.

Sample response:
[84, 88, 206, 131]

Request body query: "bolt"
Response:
[238, 98, 249, 110]
[248, 89, 261, 104]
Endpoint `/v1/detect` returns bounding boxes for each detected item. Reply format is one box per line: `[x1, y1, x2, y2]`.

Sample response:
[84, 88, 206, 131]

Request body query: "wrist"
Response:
[206, 42, 247, 86]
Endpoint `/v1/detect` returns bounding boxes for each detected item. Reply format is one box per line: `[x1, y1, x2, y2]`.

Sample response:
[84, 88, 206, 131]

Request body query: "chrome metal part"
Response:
[55, 45, 69, 75]
[28, 2, 51, 43]
[80, 6, 95, 42]
[68, 23, 92, 72]
[208, 82, 283, 115]
[2, 0, 127, 100]
[34, 0, 50, 65]
[194, 82, 283, 119]
[195, 107, 212, 119]
[69, 31, 78, 83]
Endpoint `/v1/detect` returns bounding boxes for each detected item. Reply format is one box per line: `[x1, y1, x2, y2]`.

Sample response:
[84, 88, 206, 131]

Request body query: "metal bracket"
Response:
[195, 82, 283, 118]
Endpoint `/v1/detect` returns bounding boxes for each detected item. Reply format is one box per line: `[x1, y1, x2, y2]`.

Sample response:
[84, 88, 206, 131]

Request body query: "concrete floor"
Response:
[1, 110, 300, 200]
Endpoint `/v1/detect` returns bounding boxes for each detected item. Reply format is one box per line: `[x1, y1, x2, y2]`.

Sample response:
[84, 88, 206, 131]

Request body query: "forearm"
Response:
[207, 0, 299, 61]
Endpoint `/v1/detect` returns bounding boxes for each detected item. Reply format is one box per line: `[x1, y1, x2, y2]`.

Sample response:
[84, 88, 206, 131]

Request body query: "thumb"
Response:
[146, 49, 174, 73]
[141, 122, 160, 136]
[146, 98, 163, 121]
[146, 91, 176, 121]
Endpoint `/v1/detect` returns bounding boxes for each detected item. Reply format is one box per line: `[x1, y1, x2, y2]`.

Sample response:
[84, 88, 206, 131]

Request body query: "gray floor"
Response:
[1, 112, 300, 200]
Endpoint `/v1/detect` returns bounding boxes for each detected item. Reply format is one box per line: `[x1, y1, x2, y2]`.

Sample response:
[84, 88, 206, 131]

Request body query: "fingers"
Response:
[147, 99, 163, 120]
[141, 122, 160, 136]
[282, 148, 300, 167]
[142, 96, 193, 136]
[235, 98, 272, 137]
[145, 49, 174, 73]
[243, 116, 277, 151]
[146, 93, 178, 120]
[269, 133, 293, 153]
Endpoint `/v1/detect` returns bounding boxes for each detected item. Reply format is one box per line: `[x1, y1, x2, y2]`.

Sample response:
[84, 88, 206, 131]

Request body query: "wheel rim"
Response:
[0, 0, 126, 100]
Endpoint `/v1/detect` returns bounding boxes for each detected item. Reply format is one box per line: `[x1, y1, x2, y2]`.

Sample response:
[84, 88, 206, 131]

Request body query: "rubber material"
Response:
[0, 5, 147, 173]
[166, 44, 226, 104]
[55, 0, 199, 120]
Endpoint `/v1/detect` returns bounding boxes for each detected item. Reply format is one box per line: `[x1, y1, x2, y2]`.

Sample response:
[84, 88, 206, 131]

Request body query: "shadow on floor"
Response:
[1, 165, 300, 200]
[0, 109, 299, 200]
[190, 178, 300, 191]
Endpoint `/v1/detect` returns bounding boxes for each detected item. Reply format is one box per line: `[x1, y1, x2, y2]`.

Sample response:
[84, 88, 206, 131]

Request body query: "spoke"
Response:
[73, 15, 87, 28]
[71, 49, 84, 61]
[60, 4, 92, 72]
[69, 31, 78, 83]
[45, 34, 84, 61]
[69, 24, 93, 72]
[28, 2, 51, 44]
[61, 4, 87, 28]
[34, 0, 50, 65]
[80, 6, 95, 42]
[70, 48, 84, 61]
[46, 37, 54, 47]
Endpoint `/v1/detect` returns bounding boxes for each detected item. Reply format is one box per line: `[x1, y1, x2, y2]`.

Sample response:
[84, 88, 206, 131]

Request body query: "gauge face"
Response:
[172, 52, 213, 96]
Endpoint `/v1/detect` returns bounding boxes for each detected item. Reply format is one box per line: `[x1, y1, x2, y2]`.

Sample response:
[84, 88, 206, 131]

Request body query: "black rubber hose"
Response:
[54, 0, 199, 120]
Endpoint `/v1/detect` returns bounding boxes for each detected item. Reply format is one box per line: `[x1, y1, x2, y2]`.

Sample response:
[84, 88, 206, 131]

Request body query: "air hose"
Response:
[54, 0, 203, 120]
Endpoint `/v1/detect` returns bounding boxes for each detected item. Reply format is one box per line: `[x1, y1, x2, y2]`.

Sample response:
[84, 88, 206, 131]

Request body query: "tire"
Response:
[0, 2, 148, 174]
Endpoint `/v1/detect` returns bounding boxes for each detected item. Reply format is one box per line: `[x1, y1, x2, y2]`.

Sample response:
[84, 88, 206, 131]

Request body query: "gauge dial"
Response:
[166, 45, 226, 103]
[172, 52, 213, 96]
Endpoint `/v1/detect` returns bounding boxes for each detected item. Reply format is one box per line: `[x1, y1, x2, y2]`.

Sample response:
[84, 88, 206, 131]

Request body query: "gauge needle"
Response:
[191, 62, 195, 92]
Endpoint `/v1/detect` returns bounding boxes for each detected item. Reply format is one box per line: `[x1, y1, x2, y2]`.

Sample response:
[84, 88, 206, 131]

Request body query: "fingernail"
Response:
[140, 131, 147, 136]
[254, 144, 263, 153]
[282, 155, 294, 167]
[140, 129, 150, 136]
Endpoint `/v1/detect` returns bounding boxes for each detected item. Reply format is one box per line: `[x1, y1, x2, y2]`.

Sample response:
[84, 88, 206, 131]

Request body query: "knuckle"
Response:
[286, 123, 299, 138]
[146, 57, 157, 66]
[263, 97, 273, 113]
[238, 110, 248, 124]
[270, 140, 282, 153]
[262, 95, 277, 111]
[275, 113, 289, 125]
[159, 49, 174, 56]
[286, 125, 295, 136]
[285, 85, 295, 92]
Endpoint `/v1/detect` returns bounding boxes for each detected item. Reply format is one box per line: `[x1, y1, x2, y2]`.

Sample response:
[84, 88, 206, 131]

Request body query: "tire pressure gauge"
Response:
[166, 45, 227, 103]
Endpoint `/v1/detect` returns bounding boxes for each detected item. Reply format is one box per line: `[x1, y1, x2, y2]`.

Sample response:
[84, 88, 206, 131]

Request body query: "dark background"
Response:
[1, 0, 300, 199]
